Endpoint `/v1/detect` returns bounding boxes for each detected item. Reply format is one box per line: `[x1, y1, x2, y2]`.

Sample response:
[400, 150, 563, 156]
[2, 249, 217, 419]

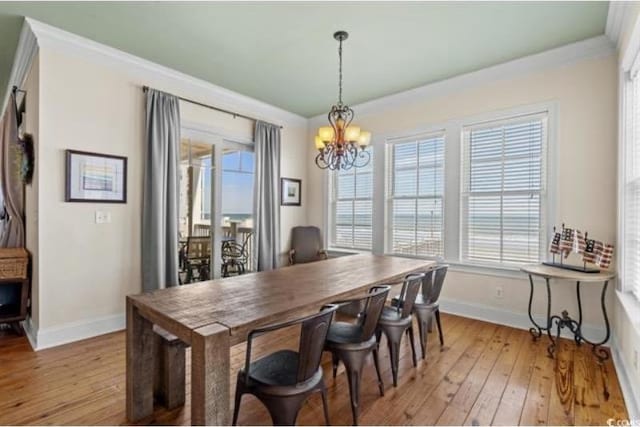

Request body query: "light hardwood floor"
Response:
[0, 313, 628, 425]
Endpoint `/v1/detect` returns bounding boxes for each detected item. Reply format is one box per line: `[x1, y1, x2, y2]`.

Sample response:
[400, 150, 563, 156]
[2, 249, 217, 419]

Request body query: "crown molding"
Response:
[606, 1, 629, 48]
[1, 18, 38, 114]
[23, 17, 307, 128]
[309, 35, 615, 124]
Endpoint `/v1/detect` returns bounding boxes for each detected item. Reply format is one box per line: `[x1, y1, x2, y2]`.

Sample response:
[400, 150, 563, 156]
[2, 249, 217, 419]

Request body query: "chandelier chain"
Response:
[338, 38, 343, 105]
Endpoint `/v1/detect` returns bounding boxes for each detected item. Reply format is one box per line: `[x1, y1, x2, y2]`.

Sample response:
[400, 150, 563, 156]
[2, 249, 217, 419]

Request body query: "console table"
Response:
[521, 264, 615, 362]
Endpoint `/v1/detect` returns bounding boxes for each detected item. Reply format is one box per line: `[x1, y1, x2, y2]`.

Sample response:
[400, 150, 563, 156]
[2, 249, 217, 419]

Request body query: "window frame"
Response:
[327, 148, 375, 251]
[459, 111, 549, 268]
[220, 146, 255, 219]
[619, 50, 640, 302]
[384, 131, 446, 259]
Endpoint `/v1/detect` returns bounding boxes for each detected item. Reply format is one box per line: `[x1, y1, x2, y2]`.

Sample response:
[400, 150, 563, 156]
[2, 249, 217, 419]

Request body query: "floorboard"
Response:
[0, 314, 628, 425]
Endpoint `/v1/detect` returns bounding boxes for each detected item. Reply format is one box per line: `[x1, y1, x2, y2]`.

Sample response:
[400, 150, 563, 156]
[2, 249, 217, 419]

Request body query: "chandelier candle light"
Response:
[314, 31, 371, 170]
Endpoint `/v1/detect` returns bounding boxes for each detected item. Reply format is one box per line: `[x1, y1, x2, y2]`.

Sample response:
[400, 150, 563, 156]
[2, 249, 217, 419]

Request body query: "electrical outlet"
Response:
[495, 286, 504, 299]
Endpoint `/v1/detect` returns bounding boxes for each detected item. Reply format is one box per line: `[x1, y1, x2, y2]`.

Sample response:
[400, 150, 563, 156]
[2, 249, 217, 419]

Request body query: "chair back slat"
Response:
[420, 269, 435, 302]
[423, 265, 448, 304]
[296, 305, 337, 382]
[397, 273, 425, 318]
[359, 285, 391, 340]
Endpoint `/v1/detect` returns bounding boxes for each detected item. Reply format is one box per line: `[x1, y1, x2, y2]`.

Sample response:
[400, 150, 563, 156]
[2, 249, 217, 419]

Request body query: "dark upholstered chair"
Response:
[392, 265, 448, 359]
[376, 273, 425, 387]
[324, 285, 391, 426]
[232, 304, 338, 426]
[289, 226, 328, 264]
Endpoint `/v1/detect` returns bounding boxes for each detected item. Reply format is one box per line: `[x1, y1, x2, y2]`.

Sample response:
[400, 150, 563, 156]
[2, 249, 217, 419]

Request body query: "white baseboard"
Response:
[21, 316, 38, 350]
[611, 333, 640, 420]
[26, 313, 125, 351]
[439, 297, 607, 344]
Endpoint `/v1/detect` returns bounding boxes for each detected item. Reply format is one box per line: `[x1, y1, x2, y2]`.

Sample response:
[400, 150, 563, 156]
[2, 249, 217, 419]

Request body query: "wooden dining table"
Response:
[126, 254, 434, 425]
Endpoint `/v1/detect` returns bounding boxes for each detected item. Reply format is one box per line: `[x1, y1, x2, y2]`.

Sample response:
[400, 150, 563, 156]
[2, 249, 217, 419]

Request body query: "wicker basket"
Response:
[0, 248, 28, 279]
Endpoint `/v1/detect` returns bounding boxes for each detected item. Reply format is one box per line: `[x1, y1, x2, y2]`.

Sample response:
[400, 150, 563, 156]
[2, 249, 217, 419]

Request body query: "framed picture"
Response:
[65, 150, 127, 203]
[281, 177, 301, 206]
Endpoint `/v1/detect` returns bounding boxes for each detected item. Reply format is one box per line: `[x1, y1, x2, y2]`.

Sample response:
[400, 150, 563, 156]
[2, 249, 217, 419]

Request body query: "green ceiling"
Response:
[0, 2, 608, 117]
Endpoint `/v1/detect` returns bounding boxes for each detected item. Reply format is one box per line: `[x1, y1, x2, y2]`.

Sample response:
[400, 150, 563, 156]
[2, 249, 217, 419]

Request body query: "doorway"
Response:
[178, 134, 255, 283]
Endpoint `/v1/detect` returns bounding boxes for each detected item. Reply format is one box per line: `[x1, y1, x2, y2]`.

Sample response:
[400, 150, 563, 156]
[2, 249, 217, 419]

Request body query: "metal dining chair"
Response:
[391, 265, 448, 359]
[376, 273, 425, 387]
[414, 265, 448, 357]
[324, 285, 391, 426]
[232, 304, 339, 426]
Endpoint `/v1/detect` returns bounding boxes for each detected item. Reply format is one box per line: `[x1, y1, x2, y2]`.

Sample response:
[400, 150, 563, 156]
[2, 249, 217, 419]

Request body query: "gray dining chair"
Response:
[324, 285, 391, 426]
[376, 273, 425, 387]
[232, 304, 338, 426]
[391, 265, 448, 359]
[289, 226, 328, 264]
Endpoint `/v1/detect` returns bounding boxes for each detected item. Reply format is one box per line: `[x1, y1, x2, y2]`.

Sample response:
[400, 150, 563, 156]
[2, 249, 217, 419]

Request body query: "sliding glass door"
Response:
[179, 138, 215, 284]
[178, 137, 255, 283]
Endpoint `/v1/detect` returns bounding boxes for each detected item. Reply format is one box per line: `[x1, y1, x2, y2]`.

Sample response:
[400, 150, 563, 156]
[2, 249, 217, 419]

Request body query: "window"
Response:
[623, 71, 640, 300]
[461, 113, 547, 266]
[178, 139, 214, 238]
[329, 149, 374, 250]
[386, 133, 445, 257]
[221, 149, 255, 227]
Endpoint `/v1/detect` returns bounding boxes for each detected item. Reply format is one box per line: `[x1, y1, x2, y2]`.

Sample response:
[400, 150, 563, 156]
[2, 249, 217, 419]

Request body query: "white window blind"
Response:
[461, 113, 547, 266]
[330, 149, 374, 250]
[624, 74, 640, 300]
[387, 133, 445, 257]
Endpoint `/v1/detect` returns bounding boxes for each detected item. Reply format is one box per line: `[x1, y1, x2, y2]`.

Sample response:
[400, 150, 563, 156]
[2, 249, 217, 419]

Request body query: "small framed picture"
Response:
[281, 177, 301, 206]
[65, 150, 127, 203]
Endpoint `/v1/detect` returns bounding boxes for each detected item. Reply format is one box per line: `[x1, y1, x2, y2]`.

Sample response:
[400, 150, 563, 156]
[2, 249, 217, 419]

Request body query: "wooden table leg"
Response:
[126, 298, 156, 421]
[191, 323, 230, 425]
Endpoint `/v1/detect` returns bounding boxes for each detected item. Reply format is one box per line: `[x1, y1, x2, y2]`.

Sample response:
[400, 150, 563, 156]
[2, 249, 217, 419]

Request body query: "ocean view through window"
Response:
[387, 133, 445, 258]
[222, 149, 255, 229]
[461, 113, 547, 266]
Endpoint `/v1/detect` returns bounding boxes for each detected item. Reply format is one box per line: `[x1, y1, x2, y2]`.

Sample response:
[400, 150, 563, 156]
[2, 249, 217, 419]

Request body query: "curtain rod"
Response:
[142, 86, 283, 129]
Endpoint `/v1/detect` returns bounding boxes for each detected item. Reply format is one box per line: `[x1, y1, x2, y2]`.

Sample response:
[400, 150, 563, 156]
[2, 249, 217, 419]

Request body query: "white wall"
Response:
[26, 34, 307, 346]
[308, 52, 618, 330]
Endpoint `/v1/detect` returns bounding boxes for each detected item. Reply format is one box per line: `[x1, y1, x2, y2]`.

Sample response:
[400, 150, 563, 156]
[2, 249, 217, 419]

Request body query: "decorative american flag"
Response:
[549, 231, 561, 254]
[559, 227, 574, 257]
[583, 239, 603, 264]
[573, 230, 586, 254]
[597, 244, 614, 269]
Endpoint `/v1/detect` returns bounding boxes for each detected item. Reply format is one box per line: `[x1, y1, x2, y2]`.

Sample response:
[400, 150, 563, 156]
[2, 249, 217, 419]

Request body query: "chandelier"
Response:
[314, 31, 371, 170]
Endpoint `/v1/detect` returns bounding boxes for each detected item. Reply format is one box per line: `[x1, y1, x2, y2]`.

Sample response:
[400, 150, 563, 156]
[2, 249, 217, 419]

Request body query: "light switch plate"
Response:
[95, 211, 111, 224]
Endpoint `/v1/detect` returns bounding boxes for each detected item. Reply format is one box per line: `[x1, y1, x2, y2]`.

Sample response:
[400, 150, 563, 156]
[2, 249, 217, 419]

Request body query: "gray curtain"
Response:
[253, 121, 281, 271]
[142, 89, 180, 291]
[0, 93, 24, 248]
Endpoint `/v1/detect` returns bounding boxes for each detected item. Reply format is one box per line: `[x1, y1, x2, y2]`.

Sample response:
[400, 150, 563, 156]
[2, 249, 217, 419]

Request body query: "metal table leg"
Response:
[546, 280, 610, 363]
[577, 280, 611, 362]
[527, 275, 552, 340]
